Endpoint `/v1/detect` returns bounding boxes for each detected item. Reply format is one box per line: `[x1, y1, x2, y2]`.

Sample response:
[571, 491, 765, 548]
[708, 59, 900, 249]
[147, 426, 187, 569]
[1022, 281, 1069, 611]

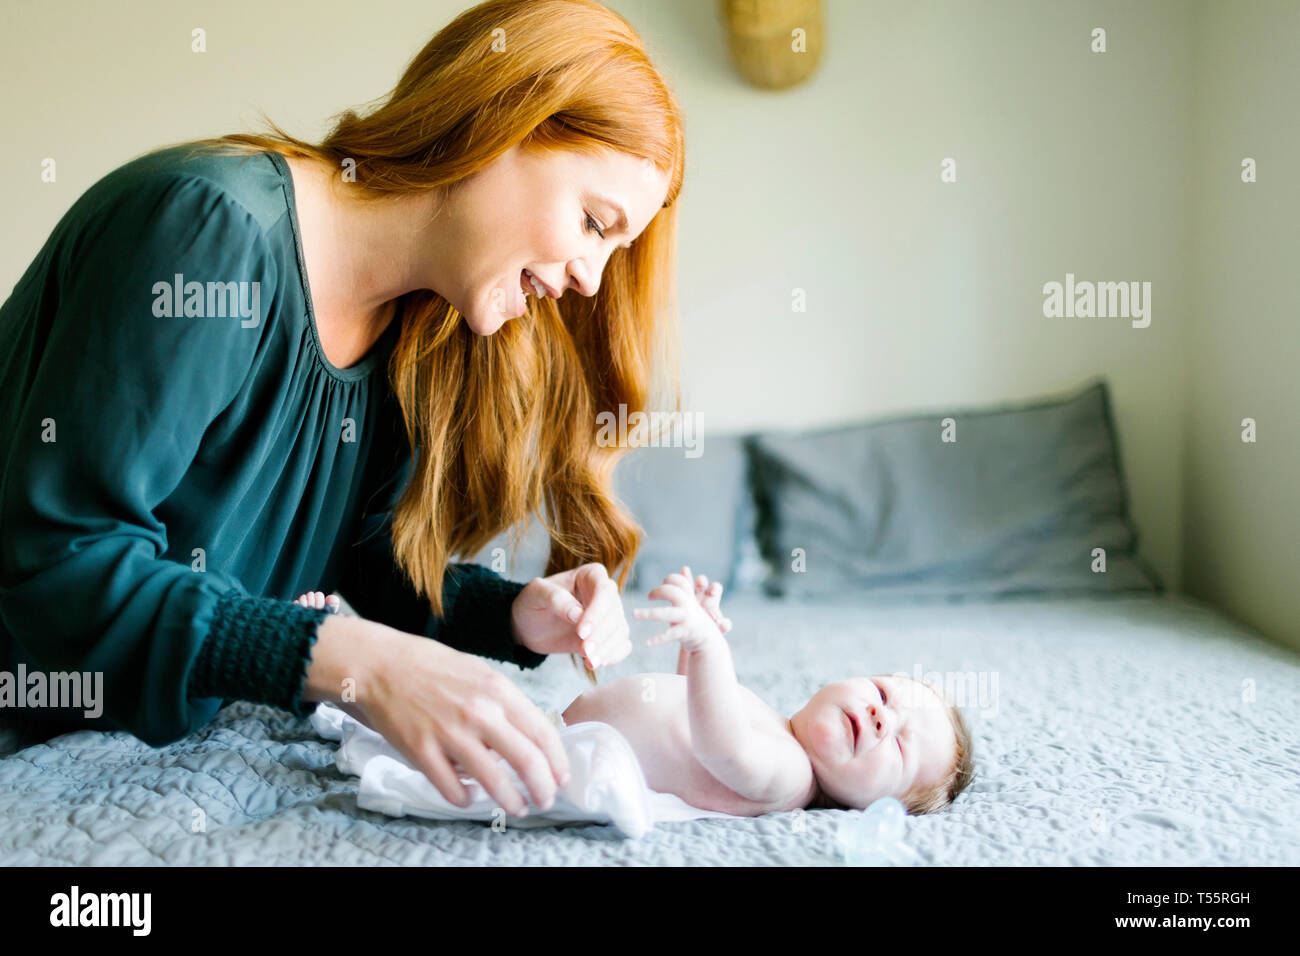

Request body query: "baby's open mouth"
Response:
[846, 710, 859, 752]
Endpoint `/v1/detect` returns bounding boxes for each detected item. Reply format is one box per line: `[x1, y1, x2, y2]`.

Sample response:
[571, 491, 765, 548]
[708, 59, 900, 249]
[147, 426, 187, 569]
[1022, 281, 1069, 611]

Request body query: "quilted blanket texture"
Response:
[1, 593, 1296, 866]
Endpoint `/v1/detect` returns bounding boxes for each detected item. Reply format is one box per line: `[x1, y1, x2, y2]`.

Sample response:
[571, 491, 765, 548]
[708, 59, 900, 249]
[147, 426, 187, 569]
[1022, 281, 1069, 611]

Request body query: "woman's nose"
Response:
[567, 264, 597, 297]
[568, 249, 613, 297]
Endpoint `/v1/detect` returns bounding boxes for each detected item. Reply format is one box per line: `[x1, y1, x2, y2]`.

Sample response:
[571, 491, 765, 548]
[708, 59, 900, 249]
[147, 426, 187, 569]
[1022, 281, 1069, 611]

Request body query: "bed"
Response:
[4, 380, 1296, 865]
[2, 589, 1297, 866]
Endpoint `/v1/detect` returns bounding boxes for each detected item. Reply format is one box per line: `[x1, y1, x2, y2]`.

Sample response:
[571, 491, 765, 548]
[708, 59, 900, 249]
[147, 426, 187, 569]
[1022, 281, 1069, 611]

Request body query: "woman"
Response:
[0, 0, 683, 820]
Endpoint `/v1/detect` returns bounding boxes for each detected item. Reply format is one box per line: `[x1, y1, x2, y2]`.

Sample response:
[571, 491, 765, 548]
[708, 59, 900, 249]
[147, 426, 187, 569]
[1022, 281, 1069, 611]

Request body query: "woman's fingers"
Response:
[566, 564, 634, 669]
[593, 611, 632, 667]
[442, 728, 531, 817]
[501, 693, 571, 790]
[480, 671, 570, 802]
[439, 688, 554, 816]
[582, 599, 630, 669]
[405, 736, 472, 809]
[577, 596, 613, 667]
[479, 709, 566, 813]
[599, 634, 633, 667]
[573, 565, 618, 639]
[366, 632, 570, 816]
[545, 579, 584, 625]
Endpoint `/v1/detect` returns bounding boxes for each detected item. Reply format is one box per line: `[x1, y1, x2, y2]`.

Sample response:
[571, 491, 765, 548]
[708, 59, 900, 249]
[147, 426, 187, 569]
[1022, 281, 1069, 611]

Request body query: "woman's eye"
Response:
[585, 213, 606, 240]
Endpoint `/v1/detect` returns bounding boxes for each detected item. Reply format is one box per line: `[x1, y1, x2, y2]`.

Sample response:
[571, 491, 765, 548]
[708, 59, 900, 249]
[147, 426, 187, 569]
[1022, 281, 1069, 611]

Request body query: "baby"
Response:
[295, 568, 974, 817]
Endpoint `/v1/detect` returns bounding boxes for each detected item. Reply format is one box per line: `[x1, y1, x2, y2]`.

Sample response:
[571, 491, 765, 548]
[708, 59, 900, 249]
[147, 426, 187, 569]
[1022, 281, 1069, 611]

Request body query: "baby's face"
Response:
[790, 675, 956, 809]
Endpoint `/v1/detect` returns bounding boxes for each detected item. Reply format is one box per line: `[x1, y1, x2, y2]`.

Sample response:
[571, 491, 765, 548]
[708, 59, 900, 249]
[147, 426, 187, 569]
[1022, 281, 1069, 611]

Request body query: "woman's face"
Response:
[433, 142, 672, 336]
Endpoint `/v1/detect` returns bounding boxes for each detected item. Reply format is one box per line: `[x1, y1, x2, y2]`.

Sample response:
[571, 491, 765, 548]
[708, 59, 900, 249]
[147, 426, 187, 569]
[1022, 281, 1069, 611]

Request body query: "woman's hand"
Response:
[510, 562, 632, 670]
[306, 614, 571, 817]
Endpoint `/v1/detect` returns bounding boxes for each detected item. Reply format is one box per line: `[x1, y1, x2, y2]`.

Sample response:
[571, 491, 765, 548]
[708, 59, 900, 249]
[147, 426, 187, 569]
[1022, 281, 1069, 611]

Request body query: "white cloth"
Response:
[310, 703, 735, 839]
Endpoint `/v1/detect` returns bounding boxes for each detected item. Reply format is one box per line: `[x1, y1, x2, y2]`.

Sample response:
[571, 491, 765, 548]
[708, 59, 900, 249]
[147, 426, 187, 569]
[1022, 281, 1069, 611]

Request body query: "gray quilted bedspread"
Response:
[2, 593, 1297, 865]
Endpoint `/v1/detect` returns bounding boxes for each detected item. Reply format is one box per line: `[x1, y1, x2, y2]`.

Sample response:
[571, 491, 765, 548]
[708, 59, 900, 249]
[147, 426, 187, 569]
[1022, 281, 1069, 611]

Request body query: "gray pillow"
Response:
[615, 437, 751, 592]
[468, 436, 756, 593]
[729, 480, 772, 593]
[747, 379, 1162, 600]
[469, 514, 553, 581]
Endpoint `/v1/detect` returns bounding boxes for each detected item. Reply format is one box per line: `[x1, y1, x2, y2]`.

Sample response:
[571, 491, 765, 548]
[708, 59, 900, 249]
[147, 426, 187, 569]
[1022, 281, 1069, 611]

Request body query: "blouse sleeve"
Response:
[0, 171, 330, 745]
[332, 394, 548, 670]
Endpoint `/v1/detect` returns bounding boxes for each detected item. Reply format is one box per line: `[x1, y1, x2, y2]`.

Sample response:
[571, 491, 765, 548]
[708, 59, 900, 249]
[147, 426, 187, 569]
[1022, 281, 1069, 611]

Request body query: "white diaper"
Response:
[310, 703, 735, 839]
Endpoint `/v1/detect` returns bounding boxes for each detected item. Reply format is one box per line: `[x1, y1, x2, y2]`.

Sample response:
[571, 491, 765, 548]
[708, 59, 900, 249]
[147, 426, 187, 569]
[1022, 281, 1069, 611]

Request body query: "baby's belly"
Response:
[561, 674, 790, 817]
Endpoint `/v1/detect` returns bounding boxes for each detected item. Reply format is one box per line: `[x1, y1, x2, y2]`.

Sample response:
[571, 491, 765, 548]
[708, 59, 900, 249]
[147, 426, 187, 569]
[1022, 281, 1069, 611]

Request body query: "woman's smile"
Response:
[523, 267, 559, 298]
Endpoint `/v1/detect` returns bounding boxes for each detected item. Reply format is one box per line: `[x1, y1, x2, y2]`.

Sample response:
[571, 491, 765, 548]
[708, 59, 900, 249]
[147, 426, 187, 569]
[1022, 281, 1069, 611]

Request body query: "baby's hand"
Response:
[295, 591, 340, 614]
[689, 566, 732, 635]
[634, 567, 726, 652]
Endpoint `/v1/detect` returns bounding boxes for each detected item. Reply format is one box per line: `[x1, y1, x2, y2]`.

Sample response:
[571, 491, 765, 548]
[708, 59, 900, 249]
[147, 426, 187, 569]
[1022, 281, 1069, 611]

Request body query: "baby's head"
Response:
[790, 675, 974, 815]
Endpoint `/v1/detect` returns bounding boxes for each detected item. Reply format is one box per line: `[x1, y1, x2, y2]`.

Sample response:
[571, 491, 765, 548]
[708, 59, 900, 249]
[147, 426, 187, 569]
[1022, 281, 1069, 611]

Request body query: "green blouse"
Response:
[0, 144, 545, 745]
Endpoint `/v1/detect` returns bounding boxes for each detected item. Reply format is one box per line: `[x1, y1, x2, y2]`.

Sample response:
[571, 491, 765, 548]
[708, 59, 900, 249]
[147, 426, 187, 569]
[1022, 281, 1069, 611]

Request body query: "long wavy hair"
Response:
[163, 0, 685, 675]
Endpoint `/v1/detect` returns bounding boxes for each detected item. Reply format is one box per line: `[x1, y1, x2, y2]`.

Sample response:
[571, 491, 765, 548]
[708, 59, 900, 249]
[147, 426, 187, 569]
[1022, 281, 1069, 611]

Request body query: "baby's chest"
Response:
[563, 675, 802, 816]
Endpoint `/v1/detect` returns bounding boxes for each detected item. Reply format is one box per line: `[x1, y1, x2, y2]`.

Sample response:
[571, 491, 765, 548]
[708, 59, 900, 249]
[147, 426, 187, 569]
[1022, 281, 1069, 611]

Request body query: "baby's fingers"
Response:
[646, 582, 690, 605]
[698, 582, 731, 632]
[666, 568, 696, 588]
[633, 606, 686, 623]
[645, 623, 691, 647]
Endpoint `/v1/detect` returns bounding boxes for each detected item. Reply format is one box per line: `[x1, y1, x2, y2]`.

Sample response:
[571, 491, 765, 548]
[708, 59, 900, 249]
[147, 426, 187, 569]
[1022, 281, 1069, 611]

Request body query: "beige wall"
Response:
[1, 1, 1291, 644]
[1184, 0, 1299, 651]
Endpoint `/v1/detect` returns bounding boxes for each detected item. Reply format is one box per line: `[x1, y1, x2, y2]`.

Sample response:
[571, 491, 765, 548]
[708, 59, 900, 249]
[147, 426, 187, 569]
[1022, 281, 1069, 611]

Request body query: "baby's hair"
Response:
[899, 681, 974, 815]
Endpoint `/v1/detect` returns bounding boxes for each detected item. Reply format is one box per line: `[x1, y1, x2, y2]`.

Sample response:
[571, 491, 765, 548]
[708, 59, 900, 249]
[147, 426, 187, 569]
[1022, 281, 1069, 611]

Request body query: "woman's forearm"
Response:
[303, 612, 386, 707]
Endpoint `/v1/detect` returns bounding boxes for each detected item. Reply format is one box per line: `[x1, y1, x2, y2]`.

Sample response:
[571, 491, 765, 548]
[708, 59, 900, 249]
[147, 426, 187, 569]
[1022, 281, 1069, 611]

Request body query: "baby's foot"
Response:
[295, 591, 340, 613]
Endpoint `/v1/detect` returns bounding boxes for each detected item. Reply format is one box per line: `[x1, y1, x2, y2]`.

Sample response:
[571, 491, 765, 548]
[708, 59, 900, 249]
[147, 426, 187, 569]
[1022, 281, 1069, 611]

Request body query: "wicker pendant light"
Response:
[721, 0, 824, 90]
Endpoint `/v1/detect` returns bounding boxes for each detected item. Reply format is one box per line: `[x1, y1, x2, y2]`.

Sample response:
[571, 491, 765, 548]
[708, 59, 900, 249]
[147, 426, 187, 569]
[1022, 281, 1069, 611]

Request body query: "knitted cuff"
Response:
[446, 568, 548, 670]
[188, 591, 330, 718]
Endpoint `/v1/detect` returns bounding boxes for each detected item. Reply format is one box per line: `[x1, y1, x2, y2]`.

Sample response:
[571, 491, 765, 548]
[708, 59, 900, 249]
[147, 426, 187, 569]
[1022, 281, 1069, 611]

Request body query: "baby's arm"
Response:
[636, 567, 782, 803]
